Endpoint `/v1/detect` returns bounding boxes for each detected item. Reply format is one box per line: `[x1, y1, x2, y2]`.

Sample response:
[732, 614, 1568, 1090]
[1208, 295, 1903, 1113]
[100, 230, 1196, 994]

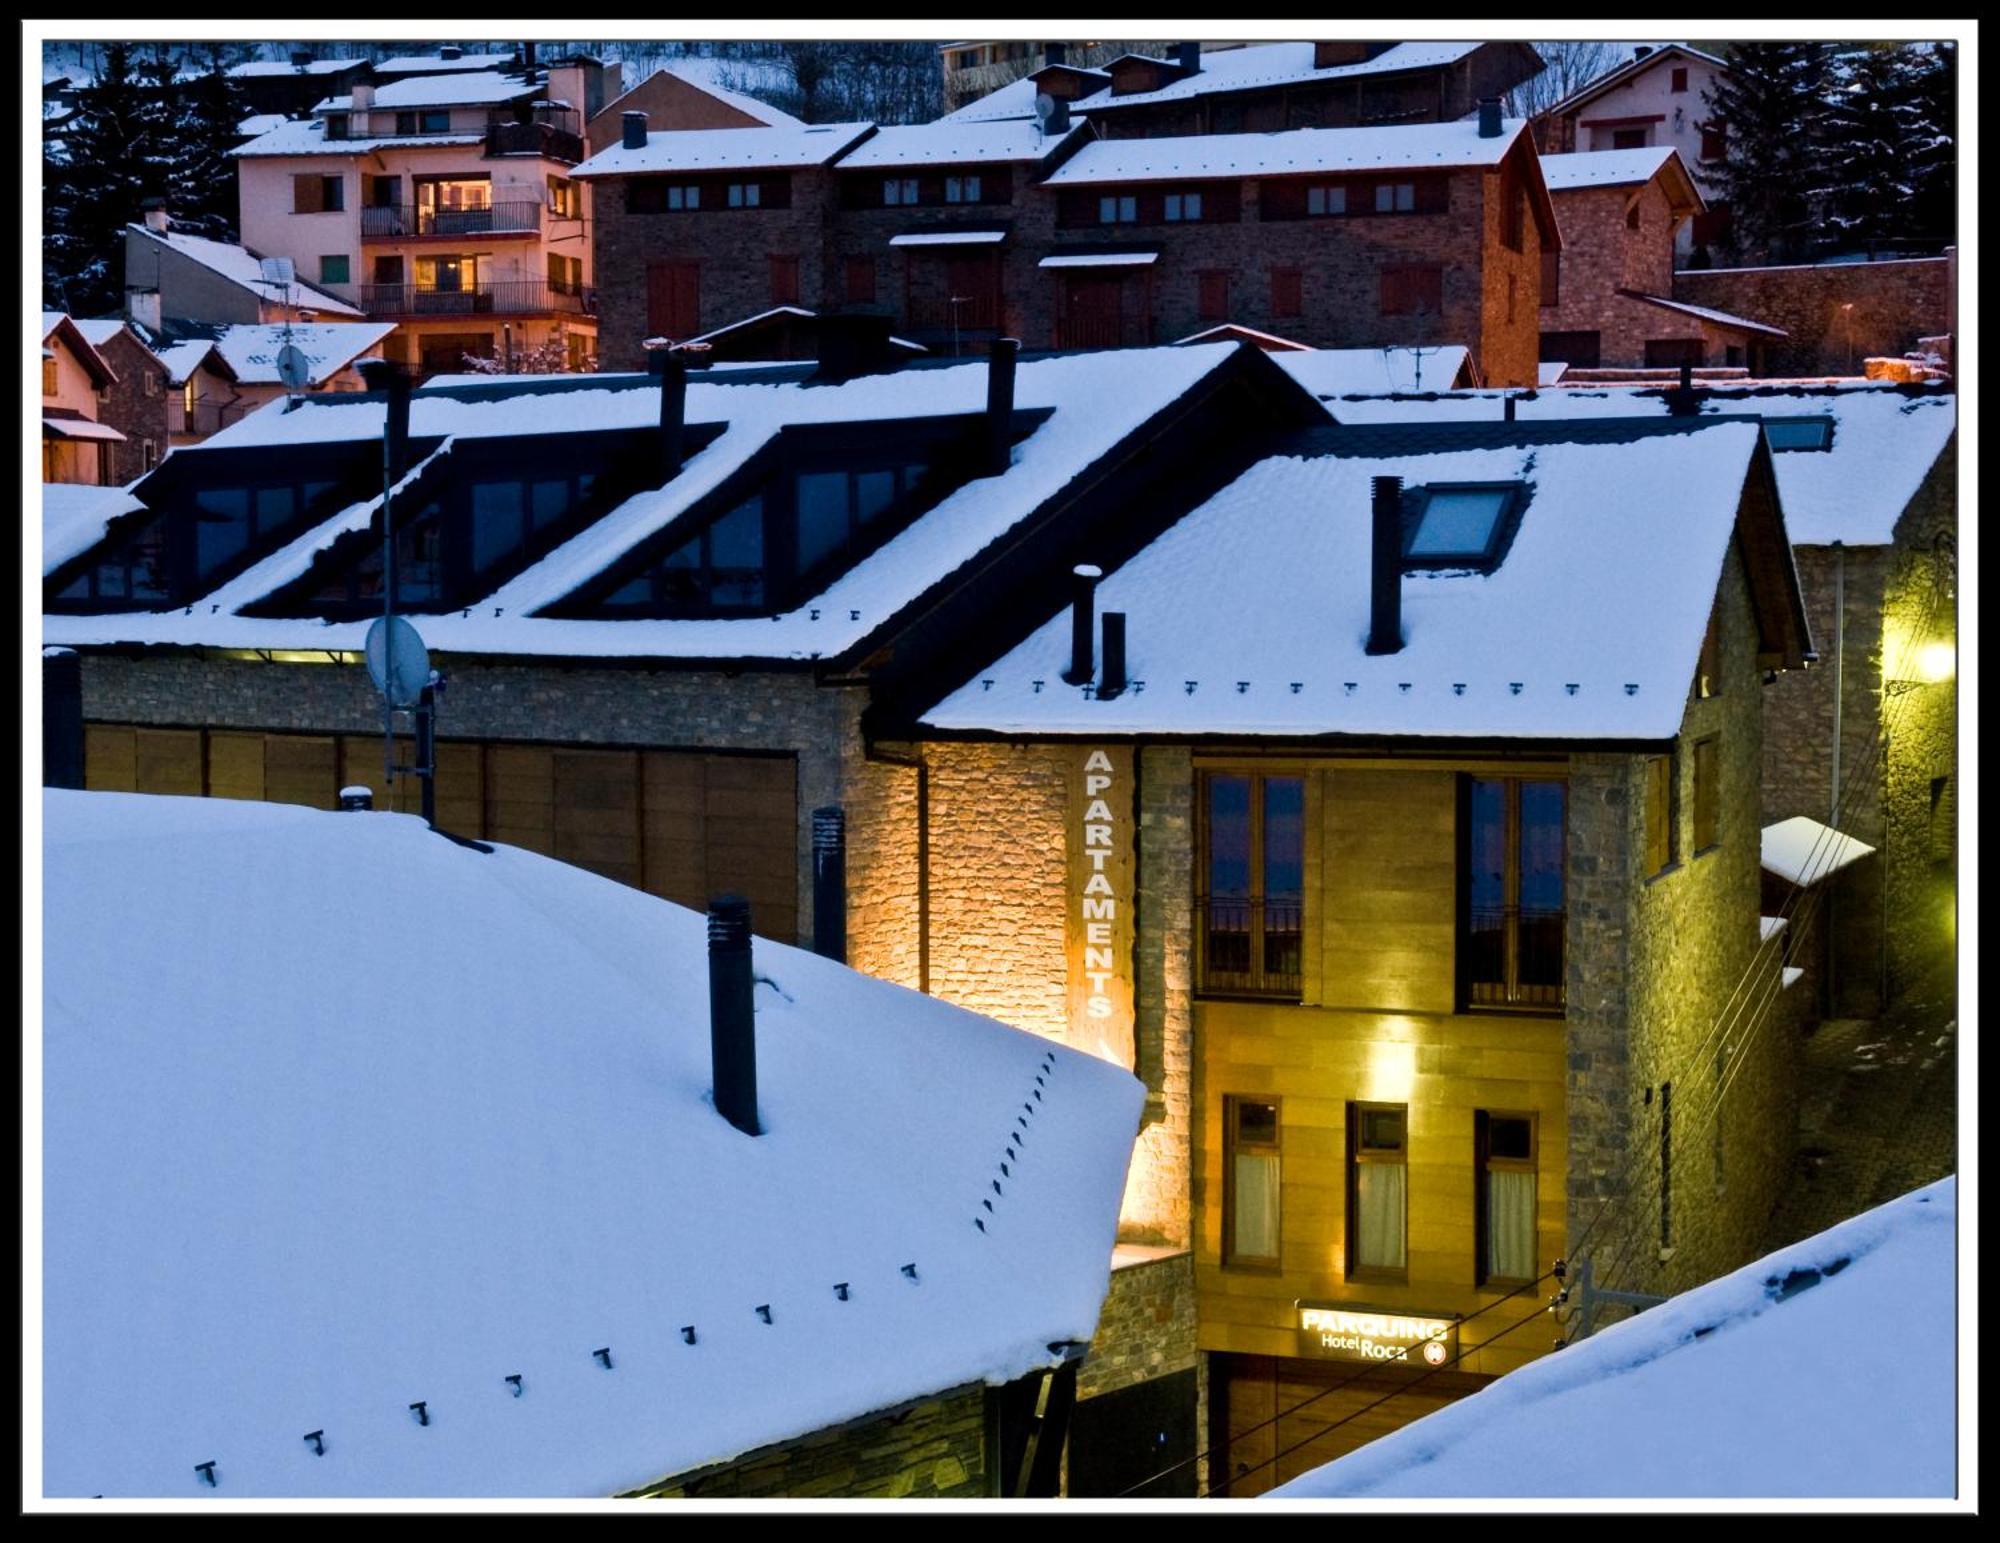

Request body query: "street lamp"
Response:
[1841, 302, 1855, 375]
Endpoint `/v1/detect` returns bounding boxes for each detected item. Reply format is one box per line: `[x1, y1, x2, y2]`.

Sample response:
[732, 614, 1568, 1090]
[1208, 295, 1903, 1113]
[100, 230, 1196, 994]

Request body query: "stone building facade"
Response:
[73, 324, 172, 484]
[1671, 257, 1953, 378]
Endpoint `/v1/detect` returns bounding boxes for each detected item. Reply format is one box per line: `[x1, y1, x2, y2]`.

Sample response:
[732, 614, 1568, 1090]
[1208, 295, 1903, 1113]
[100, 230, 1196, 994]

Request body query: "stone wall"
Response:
[634, 1383, 990, 1498]
[1079, 1251, 1198, 1401]
[1133, 745, 1195, 1247]
[90, 331, 172, 483]
[1671, 258, 1952, 377]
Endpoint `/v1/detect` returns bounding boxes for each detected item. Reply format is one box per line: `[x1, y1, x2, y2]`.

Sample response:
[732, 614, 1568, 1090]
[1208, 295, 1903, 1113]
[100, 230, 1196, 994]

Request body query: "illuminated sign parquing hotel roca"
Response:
[1297, 1304, 1460, 1366]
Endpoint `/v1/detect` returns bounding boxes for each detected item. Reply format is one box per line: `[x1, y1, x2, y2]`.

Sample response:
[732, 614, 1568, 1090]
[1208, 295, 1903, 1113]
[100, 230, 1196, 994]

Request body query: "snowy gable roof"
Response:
[573, 121, 874, 177]
[124, 224, 364, 317]
[1274, 1178, 1954, 1498]
[837, 117, 1086, 169]
[941, 40, 1485, 123]
[1316, 382, 1956, 546]
[1624, 292, 1786, 336]
[1761, 815, 1877, 886]
[918, 417, 1772, 742]
[351, 69, 543, 109]
[43, 790, 1143, 1499]
[1042, 117, 1528, 185]
[228, 57, 365, 78]
[372, 51, 516, 75]
[44, 483, 148, 574]
[1538, 145, 1679, 193]
[1276, 345, 1473, 395]
[1549, 43, 1731, 120]
[42, 345, 1246, 665]
[233, 115, 483, 158]
[205, 322, 396, 386]
[40, 313, 117, 386]
[651, 59, 803, 127]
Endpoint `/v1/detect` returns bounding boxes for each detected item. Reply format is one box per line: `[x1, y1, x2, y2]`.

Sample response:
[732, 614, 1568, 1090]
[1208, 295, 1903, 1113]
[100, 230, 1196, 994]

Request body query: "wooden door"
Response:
[1060, 273, 1123, 349]
[647, 260, 701, 338]
[946, 252, 1001, 328]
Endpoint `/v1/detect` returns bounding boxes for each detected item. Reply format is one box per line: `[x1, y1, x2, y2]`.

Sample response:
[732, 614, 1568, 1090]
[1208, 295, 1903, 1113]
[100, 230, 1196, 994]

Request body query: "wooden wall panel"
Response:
[554, 749, 642, 889]
[207, 732, 266, 802]
[703, 753, 797, 939]
[433, 741, 485, 837]
[83, 725, 137, 792]
[262, 735, 338, 809]
[641, 752, 707, 909]
[1316, 769, 1458, 1015]
[338, 734, 423, 815]
[134, 729, 203, 795]
[485, 745, 555, 855]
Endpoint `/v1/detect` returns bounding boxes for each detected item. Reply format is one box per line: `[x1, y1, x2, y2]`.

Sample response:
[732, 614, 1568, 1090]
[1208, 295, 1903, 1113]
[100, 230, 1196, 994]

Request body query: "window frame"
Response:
[883, 177, 919, 206]
[1098, 193, 1138, 224]
[1379, 262, 1443, 317]
[1645, 747, 1680, 879]
[1458, 775, 1568, 1014]
[319, 254, 350, 286]
[944, 173, 982, 204]
[1195, 769, 1306, 1002]
[1691, 735, 1721, 855]
[1164, 189, 1203, 222]
[1222, 1095, 1283, 1271]
[1346, 1101, 1409, 1283]
[42, 357, 58, 396]
[1402, 481, 1524, 571]
[1474, 1110, 1538, 1287]
[1763, 417, 1834, 453]
[1696, 607, 1722, 698]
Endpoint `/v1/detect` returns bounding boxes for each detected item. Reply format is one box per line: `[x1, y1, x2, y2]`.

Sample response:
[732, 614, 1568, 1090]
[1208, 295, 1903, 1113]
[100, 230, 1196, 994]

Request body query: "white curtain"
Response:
[1234, 1152, 1280, 1260]
[1356, 1164, 1406, 1271]
[1487, 1169, 1537, 1281]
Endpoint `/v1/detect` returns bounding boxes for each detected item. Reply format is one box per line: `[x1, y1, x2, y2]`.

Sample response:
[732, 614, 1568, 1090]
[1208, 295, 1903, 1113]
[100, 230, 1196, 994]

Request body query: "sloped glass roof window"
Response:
[1407, 484, 1520, 566]
[1764, 417, 1834, 452]
[608, 494, 766, 611]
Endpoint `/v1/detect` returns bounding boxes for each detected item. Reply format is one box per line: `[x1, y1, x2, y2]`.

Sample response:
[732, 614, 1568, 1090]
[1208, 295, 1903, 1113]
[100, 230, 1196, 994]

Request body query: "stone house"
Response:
[1537, 147, 1785, 372]
[69, 319, 171, 483]
[40, 313, 125, 485]
[584, 61, 800, 152]
[883, 412, 1814, 1493]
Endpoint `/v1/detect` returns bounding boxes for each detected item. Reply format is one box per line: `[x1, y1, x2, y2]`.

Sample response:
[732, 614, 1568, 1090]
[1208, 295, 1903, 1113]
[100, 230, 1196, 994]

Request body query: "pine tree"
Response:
[1825, 44, 1924, 246]
[1904, 43, 1956, 244]
[1702, 42, 1837, 264]
[170, 45, 250, 243]
[43, 41, 150, 315]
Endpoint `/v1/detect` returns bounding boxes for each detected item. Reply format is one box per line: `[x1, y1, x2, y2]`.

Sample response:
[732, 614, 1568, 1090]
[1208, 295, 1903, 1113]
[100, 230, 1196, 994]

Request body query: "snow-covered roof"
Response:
[1042, 117, 1528, 185]
[1276, 345, 1473, 395]
[1038, 250, 1159, 268]
[235, 112, 289, 138]
[145, 336, 223, 385]
[837, 118, 1085, 169]
[42, 789, 1143, 1498]
[573, 121, 874, 177]
[1538, 362, 1568, 386]
[889, 230, 1009, 247]
[228, 57, 365, 78]
[1761, 815, 1877, 887]
[1273, 1178, 1954, 1498]
[1624, 292, 1788, 337]
[919, 417, 1773, 741]
[1548, 43, 1732, 121]
[372, 51, 516, 75]
[1313, 382, 1956, 546]
[342, 70, 543, 109]
[647, 60, 803, 128]
[43, 344, 1244, 664]
[43, 482, 148, 574]
[40, 313, 118, 386]
[1538, 146, 1679, 192]
[232, 116, 484, 158]
[43, 414, 126, 442]
[199, 323, 396, 386]
[70, 317, 144, 354]
[1174, 323, 1312, 352]
[941, 40, 1486, 123]
[123, 224, 365, 317]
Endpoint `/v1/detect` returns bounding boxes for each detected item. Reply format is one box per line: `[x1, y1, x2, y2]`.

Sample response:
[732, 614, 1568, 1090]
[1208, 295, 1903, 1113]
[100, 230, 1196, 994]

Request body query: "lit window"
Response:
[1375, 181, 1415, 213]
[1306, 184, 1346, 215]
[1765, 417, 1833, 452]
[1165, 190, 1202, 221]
[1406, 484, 1517, 564]
[1198, 772, 1303, 999]
[1348, 1104, 1407, 1277]
[1224, 1097, 1281, 1268]
[42, 358, 57, 396]
[1476, 1113, 1537, 1284]
[945, 174, 981, 203]
[1645, 749, 1679, 876]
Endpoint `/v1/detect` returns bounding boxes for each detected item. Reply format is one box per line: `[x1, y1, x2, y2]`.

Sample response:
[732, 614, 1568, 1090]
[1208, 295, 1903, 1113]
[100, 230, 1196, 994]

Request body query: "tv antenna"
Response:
[1033, 92, 1056, 139]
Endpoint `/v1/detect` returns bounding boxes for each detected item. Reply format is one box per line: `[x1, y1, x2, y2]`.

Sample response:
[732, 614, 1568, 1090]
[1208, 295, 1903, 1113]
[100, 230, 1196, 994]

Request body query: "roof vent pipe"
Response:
[1044, 42, 1067, 68]
[356, 356, 411, 477]
[289, 49, 313, 69]
[811, 807, 847, 964]
[1099, 611, 1128, 699]
[621, 110, 648, 150]
[1366, 475, 1404, 655]
[1665, 361, 1700, 416]
[43, 649, 83, 790]
[646, 342, 687, 481]
[985, 337, 1020, 475]
[439, 45, 463, 61]
[1478, 96, 1503, 138]
[1063, 564, 1102, 684]
[707, 896, 761, 1136]
[1177, 40, 1201, 74]
[338, 785, 374, 811]
[1503, 392, 1516, 422]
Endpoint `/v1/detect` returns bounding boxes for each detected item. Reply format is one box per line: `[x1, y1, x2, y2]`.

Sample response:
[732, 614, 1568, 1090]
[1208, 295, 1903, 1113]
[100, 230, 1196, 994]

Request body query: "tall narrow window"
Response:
[1462, 777, 1566, 1010]
[1475, 1112, 1537, 1284]
[43, 358, 57, 396]
[1224, 1097, 1281, 1268]
[1198, 772, 1303, 999]
[1692, 737, 1720, 853]
[1541, 248, 1560, 308]
[1696, 608, 1722, 697]
[1645, 750, 1678, 877]
[1659, 1081, 1674, 1252]
[1348, 1104, 1407, 1278]
[770, 255, 800, 306]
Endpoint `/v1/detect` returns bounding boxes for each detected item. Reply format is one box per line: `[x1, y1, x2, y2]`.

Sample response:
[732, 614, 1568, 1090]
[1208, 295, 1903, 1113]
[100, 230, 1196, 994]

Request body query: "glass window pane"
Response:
[1262, 777, 1304, 898]
[1518, 781, 1566, 990]
[1489, 1115, 1533, 1160]
[1766, 419, 1831, 451]
[254, 485, 294, 532]
[530, 478, 569, 531]
[1329, 186, 1346, 213]
[1207, 775, 1252, 897]
[1376, 184, 1395, 212]
[1237, 1100, 1278, 1145]
[1186, 191, 1201, 219]
[193, 487, 250, 578]
[471, 481, 525, 574]
[1410, 489, 1508, 557]
[608, 574, 650, 604]
[1361, 1107, 1405, 1151]
[709, 495, 764, 569]
[1233, 1151, 1280, 1260]
[1487, 1168, 1536, 1279]
[854, 468, 897, 524]
[796, 471, 850, 571]
[1308, 186, 1325, 215]
[1120, 196, 1136, 220]
[1355, 1163, 1406, 1270]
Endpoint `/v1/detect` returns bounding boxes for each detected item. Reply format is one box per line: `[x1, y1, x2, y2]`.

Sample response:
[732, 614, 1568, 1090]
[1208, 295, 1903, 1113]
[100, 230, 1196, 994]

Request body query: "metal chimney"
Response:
[1044, 41, 1068, 68]
[1099, 611, 1128, 699]
[1366, 475, 1404, 655]
[439, 45, 463, 61]
[621, 110, 648, 150]
[1665, 362, 1701, 416]
[1046, 94, 1070, 134]
[1177, 40, 1201, 74]
[647, 343, 687, 481]
[1063, 564, 1102, 684]
[140, 196, 169, 234]
[43, 649, 84, 790]
[338, 785, 375, 811]
[985, 337, 1020, 475]
[707, 896, 760, 1136]
[289, 49, 313, 69]
[811, 807, 847, 963]
[357, 357, 410, 477]
[1478, 96, 1503, 138]
[1503, 392, 1517, 422]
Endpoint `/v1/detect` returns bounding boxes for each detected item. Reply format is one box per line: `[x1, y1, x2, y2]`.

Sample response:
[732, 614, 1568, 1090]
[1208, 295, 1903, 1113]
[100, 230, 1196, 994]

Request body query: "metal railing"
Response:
[358, 281, 591, 318]
[1197, 895, 1304, 999]
[484, 120, 584, 162]
[908, 291, 1005, 331]
[1464, 904, 1566, 1010]
[360, 202, 542, 239]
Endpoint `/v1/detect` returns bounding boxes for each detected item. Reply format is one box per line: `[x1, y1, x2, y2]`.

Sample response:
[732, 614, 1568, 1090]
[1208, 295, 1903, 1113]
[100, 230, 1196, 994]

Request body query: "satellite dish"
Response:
[258, 255, 295, 288]
[276, 343, 311, 393]
[364, 614, 432, 708]
[1034, 92, 1056, 128]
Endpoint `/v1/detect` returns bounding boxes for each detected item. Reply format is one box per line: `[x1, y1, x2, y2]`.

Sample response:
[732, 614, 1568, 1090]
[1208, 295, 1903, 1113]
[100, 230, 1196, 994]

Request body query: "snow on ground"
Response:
[1761, 814, 1876, 887]
[42, 790, 1144, 1497]
[1314, 383, 1955, 546]
[921, 419, 1761, 740]
[1271, 1178, 1955, 1498]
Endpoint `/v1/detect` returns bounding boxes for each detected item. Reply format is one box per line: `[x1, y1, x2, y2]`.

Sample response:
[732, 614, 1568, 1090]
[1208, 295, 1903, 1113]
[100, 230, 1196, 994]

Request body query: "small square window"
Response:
[1406, 485, 1517, 564]
[884, 178, 918, 206]
[319, 254, 350, 286]
[1165, 190, 1202, 221]
[945, 174, 981, 203]
[1765, 418, 1833, 452]
[1375, 181, 1414, 213]
[1098, 194, 1137, 223]
[1671, 66, 1689, 92]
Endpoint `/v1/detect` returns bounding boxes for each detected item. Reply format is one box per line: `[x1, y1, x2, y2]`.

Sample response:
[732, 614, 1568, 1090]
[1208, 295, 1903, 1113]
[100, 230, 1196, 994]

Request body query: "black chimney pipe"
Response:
[1503, 392, 1517, 422]
[1045, 42, 1068, 68]
[1099, 611, 1128, 699]
[985, 337, 1020, 475]
[708, 896, 760, 1136]
[648, 345, 687, 481]
[1063, 564, 1102, 684]
[1366, 475, 1404, 655]
[1177, 40, 1201, 75]
[1478, 96, 1503, 138]
[1665, 362, 1701, 416]
[43, 649, 84, 790]
[811, 807, 847, 963]
[621, 110, 648, 150]
[1046, 94, 1071, 134]
[356, 357, 410, 477]
[338, 785, 374, 811]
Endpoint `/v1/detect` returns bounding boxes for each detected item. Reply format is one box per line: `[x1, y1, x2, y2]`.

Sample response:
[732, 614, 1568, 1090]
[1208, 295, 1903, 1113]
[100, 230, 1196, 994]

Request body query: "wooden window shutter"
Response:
[293, 173, 324, 213]
[844, 256, 876, 305]
[1271, 267, 1303, 317]
[1198, 270, 1230, 321]
[770, 255, 800, 306]
[1541, 248, 1560, 307]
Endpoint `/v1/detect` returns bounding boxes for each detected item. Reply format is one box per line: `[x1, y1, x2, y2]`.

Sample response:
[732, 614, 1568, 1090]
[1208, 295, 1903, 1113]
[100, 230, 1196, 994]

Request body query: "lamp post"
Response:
[1841, 302, 1855, 375]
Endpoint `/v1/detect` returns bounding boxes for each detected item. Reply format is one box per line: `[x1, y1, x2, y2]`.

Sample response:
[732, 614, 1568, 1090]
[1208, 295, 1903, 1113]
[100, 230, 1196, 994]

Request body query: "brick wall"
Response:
[633, 1382, 990, 1497]
[1672, 258, 1952, 377]
[90, 332, 171, 483]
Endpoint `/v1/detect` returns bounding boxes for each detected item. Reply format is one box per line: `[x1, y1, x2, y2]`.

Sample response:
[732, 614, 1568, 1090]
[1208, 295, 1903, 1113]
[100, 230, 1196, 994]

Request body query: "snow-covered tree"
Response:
[1701, 41, 1838, 264]
[168, 46, 250, 243]
[1903, 42, 1957, 244]
[459, 325, 591, 375]
[43, 42, 150, 314]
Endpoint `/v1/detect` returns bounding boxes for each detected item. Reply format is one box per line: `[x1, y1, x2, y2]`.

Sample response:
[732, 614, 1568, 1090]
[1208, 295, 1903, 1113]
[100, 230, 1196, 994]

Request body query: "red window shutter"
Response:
[1198, 270, 1230, 322]
[1270, 267, 1302, 317]
[770, 256, 801, 306]
[1540, 249, 1560, 307]
[845, 256, 876, 305]
[1380, 265, 1441, 316]
[648, 261, 700, 337]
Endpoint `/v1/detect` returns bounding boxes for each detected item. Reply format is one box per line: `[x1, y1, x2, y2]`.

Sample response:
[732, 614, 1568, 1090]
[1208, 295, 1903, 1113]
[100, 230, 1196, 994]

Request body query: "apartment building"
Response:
[233, 59, 607, 375]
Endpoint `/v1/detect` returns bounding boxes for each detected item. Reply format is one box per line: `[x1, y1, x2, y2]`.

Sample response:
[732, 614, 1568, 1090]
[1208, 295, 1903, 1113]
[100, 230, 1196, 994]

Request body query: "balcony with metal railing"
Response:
[358, 281, 592, 319]
[1464, 905, 1566, 1011]
[1197, 895, 1303, 1000]
[484, 110, 584, 163]
[360, 202, 543, 241]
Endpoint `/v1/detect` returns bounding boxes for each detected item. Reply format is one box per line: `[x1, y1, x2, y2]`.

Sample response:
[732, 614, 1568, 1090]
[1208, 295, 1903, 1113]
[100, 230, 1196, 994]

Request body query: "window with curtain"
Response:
[1476, 1111, 1536, 1284]
[1224, 1097, 1281, 1268]
[1348, 1103, 1407, 1277]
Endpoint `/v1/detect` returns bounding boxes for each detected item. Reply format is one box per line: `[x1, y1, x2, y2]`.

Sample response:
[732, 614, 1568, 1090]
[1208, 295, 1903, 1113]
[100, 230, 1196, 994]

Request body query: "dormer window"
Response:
[1764, 418, 1834, 452]
[1404, 483, 1524, 570]
[324, 113, 348, 140]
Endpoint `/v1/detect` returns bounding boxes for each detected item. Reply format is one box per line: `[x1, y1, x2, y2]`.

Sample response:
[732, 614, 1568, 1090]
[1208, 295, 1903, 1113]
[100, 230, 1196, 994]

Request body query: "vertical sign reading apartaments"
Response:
[1067, 746, 1137, 1071]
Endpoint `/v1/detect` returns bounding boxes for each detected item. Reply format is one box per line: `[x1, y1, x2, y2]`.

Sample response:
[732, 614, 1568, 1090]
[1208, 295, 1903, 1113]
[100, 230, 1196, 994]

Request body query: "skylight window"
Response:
[1764, 417, 1834, 452]
[1405, 484, 1522, 568]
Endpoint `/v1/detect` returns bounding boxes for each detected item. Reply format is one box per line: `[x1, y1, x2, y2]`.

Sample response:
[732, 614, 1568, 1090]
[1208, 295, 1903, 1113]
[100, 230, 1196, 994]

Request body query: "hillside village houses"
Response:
[40, 313, 129, 485]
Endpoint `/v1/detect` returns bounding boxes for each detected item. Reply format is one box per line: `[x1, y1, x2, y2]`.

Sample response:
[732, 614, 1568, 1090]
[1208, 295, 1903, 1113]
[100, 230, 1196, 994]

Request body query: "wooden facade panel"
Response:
[83, 725, 138, 792]
[134, 728, 204, 795]
[1316, 769, 1458, 1017]
[642, 753, 706, 803]
[262, 735, 338, 809]
[207, 732, 266, 802]
[705, 753, 795, 794]
[433, 742, 485, 834]
[337, 735, 423, 814]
